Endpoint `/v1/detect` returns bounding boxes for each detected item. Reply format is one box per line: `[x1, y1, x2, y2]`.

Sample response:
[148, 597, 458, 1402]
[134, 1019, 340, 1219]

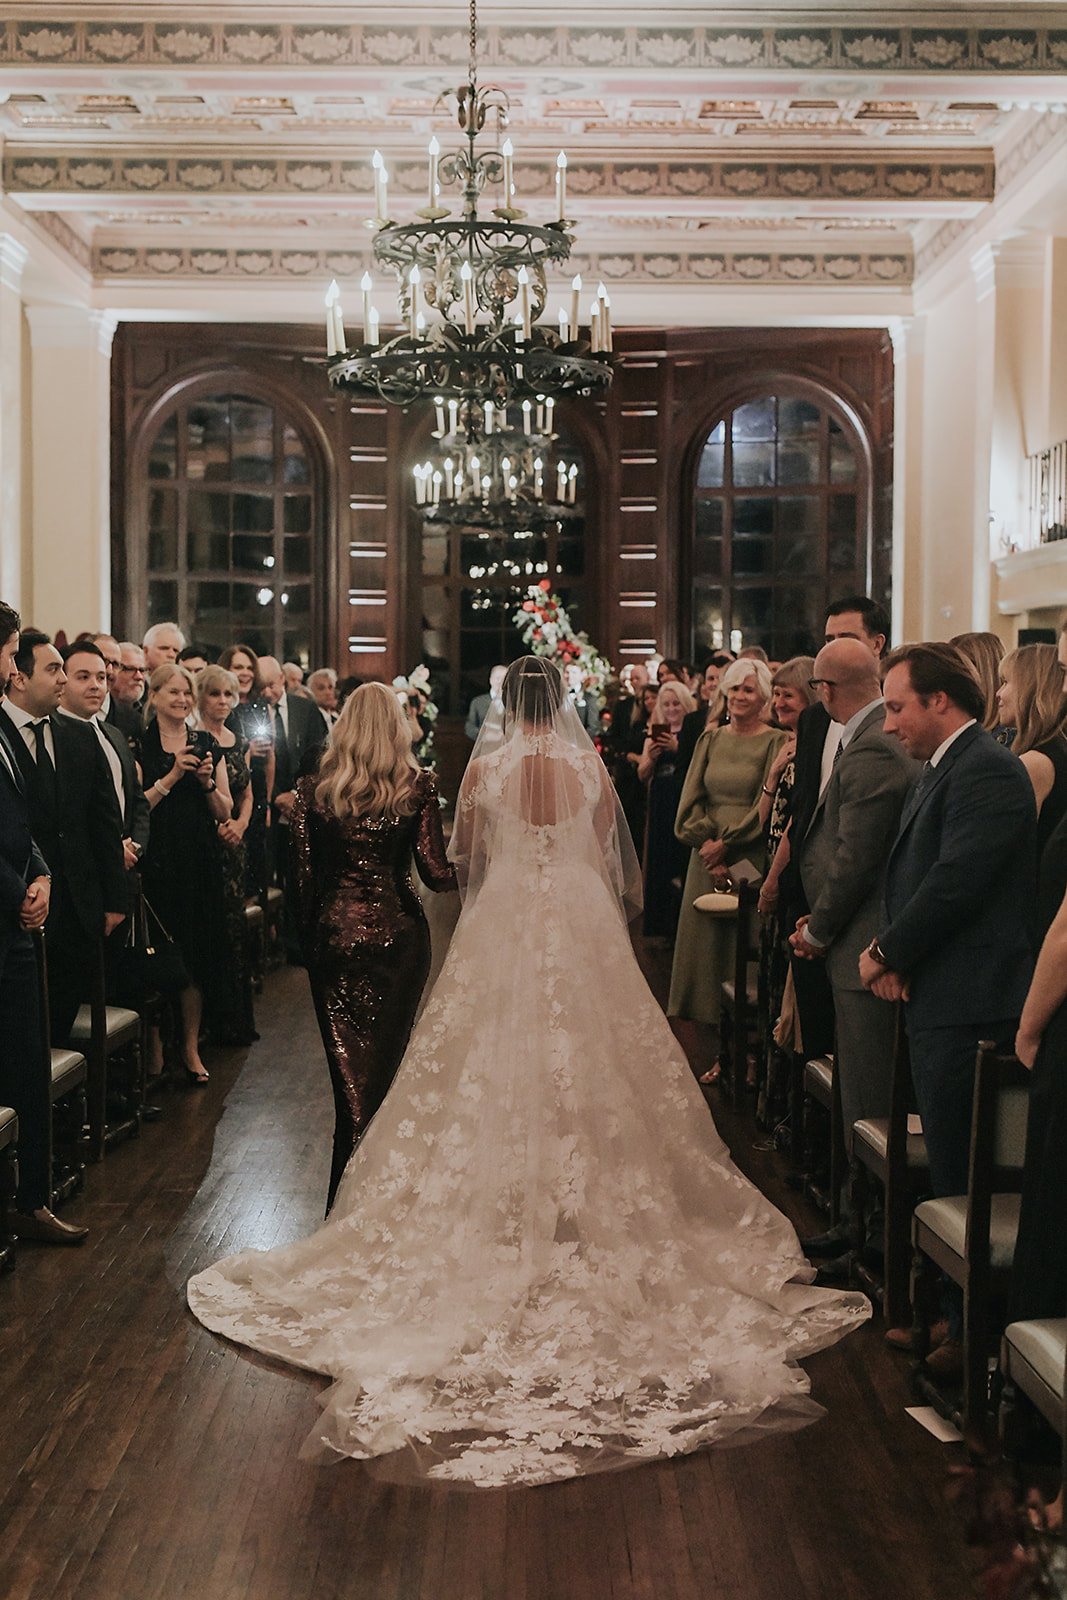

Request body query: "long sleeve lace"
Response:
[412, 774, 457, 894]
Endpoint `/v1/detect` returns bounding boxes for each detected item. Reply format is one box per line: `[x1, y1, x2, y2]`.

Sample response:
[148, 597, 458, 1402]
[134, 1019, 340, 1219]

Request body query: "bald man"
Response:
[789, 638, 920, 1270]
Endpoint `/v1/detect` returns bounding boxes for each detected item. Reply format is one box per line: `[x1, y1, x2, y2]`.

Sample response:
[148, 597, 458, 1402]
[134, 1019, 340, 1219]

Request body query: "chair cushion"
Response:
[244, 902, 264, 925]
[693, 892, 739, 916]
[804, 1056, 833, 1096]
[0, 1105, 16, 1145]
[853, 1117, 929, 1170]
[51, 1048, 87, 1099]
[70, 1004, 140, 1043]
[720, 979, 758, 1009]
[266, 887, 283, 908]
[1004, 1318, 1067, 1404]
[914, 1192, 1021, 1271]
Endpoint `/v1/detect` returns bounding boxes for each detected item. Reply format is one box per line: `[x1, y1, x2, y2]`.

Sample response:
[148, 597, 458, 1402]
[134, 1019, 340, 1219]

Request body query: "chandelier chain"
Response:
[468, 0, 478, 86]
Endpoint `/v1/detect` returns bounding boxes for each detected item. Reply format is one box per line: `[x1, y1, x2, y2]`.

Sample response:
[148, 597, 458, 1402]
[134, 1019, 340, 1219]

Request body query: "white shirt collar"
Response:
[3, 699, 44, 731]
[929, 718, 977, 767]
[838, 696, 884, 750]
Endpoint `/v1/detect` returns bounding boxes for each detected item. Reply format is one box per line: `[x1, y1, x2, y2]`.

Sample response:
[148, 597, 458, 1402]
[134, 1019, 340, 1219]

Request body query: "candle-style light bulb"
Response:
[371, 149, 384, 222]
[501, 137, 514, 204]
[460, 258, 475, 336]
[517, 265, 532, 340]
[324, 280, 339, 357]
[434, 396, 446, 435]
[427, 135, 440, 208]
[570, 273, 582, 343]
[408, 265, 421, 339]
[484, 400, 493, 434]
[360, 270, 373, 341]
[556, 150, 568, 222]
[368, 307, 380, 348]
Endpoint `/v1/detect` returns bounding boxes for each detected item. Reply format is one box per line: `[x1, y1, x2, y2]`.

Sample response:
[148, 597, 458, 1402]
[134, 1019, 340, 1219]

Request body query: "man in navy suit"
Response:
[0, 600, 88, 1244]
[860, 641, 1036, 1369]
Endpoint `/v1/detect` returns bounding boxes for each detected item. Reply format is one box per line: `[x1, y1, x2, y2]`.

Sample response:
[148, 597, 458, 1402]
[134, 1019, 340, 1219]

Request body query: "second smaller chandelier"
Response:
[413, 396, 582, 528]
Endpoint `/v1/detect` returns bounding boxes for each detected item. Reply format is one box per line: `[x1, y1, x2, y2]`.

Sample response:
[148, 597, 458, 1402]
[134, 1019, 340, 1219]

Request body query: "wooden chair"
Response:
[262, 885, 285, 970]
[0, 1106, 17, 1273]
[717, 877, 761, 1110]
[910, 1043, 1029, 1433]
[802, 1052, 847, 1226]
[70, 939, 142, 1162]
[32, 929, 89, 1203]
[1000, 1313, 1067, 1492]
[849, 1013, 930, 1327]
[244, 899, 266, 991]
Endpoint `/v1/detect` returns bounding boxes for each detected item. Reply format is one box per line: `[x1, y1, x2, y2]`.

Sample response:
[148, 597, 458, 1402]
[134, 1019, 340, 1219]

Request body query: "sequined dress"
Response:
[289, 767, 457, 1210]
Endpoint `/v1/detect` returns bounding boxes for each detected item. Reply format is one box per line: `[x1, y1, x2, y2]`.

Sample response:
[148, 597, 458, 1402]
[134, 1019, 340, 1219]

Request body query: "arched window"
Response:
[141, 393, 318, 665]
[690, 392, 867, 661]
[420, 433, 588, 716]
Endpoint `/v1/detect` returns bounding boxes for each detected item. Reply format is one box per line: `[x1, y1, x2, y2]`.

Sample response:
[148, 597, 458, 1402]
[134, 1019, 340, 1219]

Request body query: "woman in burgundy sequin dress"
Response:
[289, 683, 457, 1212]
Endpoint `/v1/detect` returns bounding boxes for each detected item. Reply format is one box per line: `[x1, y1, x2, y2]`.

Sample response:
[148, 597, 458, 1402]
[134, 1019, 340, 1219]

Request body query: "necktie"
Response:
[32, 719, 58, 810]
[832, 738, 844, 771]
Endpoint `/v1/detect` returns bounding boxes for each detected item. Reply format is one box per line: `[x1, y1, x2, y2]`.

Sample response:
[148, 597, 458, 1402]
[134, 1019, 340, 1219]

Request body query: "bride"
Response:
[188, 656, 869, 1487]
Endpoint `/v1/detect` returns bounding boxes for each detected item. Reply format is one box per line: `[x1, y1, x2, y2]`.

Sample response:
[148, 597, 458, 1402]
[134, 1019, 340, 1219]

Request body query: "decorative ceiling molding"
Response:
[92, 239, 913, 287]
[3, 147, 995, 205]
[1, 18, 1066, 74]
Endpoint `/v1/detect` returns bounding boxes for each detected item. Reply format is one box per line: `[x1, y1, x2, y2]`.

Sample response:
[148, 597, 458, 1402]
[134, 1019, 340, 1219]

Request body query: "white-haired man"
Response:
[142, 622, 185, 675]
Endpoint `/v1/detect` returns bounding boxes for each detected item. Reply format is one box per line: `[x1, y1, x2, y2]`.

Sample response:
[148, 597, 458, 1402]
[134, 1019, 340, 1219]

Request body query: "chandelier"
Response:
[323, 0, 614, 410]
[412, 396, 582, 527]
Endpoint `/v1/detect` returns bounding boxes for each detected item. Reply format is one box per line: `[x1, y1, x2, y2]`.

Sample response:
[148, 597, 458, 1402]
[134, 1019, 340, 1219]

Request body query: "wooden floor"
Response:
[0, 948, 974, 1600]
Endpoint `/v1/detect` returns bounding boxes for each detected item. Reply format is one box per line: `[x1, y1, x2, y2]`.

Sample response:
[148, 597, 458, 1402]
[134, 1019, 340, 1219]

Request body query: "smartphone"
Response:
[649, 722, 669, 740]
[186, 729, 214, 761]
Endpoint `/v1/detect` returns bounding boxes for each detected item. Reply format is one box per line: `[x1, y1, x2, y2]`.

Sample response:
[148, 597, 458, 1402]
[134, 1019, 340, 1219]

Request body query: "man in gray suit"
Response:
[465, 664, 507, 743]
[791, 638, 919, 1265]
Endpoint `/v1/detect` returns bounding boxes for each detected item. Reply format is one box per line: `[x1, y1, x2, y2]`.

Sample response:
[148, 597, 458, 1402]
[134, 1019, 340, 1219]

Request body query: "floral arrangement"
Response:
[392, 662, 438, 767]
[514, 580, 613, 697]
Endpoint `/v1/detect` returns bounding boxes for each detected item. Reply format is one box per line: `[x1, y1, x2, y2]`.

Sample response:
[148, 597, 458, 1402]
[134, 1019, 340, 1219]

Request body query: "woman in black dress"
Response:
[219, 643, 275, 897]
[195, 664, 258, 1046]
[636, 679, 696, 938]
[290, 682, 458, 1213]
[140, 663, 234, 1083]
[996, 642, 1067, 860]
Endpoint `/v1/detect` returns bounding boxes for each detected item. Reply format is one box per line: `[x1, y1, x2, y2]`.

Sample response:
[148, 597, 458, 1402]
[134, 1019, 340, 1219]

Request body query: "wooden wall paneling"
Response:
[611, 346, 670, 665]
[343, 398, 391, 681]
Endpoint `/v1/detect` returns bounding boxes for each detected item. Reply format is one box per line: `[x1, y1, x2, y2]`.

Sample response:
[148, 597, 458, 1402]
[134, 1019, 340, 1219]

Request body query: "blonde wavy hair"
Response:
[314, 681, 421, 820]
[195, 663, 239, 712]
[1001, 643, 1067, 756]
[950, 631, 1004, 732]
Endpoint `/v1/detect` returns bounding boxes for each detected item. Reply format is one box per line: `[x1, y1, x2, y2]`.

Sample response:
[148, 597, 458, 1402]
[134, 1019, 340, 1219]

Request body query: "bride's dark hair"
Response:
[502, 656, 563, 726]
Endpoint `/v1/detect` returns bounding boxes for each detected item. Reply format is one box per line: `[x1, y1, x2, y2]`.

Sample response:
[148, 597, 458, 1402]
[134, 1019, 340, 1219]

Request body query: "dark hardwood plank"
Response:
[0, 957, 972, 1600]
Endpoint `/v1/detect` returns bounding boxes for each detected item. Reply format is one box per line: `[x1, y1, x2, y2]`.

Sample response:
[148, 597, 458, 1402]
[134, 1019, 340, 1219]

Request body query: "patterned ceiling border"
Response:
[1, 19, 1067, 73]
[92, 241, 913, 287]
[30, 205, 91, 269]
[4, 150, 995, 205]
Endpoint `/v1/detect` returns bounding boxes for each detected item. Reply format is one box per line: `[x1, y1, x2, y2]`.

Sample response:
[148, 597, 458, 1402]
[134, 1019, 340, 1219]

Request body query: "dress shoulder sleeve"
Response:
[412, 771, 458, 894]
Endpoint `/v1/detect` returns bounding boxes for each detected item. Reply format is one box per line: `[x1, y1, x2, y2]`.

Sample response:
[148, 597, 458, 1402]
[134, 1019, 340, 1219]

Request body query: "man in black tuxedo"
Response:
[860, 641, 1037, 1371]
[259, 654, 326, 959]
[59, 639, 150, 887]
[0, 602, 88, 1244]
[776, 595, 889, 1055]
[1, 631, 127, 1046]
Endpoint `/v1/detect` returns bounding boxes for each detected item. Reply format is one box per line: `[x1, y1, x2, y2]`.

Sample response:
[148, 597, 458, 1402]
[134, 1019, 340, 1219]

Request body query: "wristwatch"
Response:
[866, 937, 889, 966]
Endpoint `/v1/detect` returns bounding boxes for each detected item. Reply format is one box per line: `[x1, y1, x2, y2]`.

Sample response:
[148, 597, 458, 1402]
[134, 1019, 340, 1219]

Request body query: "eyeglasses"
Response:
[117, 663, 146, 675]
[808, 678, 837, 692]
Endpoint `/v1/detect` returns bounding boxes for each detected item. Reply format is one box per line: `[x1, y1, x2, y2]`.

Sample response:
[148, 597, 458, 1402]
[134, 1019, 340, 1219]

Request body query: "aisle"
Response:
[0, 963, 971, 1600]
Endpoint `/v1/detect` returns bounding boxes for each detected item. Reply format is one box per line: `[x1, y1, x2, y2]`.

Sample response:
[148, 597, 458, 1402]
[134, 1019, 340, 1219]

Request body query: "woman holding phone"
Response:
[218, 643, 275, 896]
[637, 679, 696, 938]
[139, 663, 233, 1084]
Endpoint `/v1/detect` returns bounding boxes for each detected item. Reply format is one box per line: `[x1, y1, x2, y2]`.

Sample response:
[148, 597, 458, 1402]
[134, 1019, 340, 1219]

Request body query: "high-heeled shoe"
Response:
[183, 1066, 210, 1087]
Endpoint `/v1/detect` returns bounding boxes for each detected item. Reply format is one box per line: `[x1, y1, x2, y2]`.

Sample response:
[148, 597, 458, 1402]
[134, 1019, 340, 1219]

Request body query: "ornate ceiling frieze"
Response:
[92, 239, 913, 287]
[4, 148, 995, 205]
[1, 18, 1066, 74]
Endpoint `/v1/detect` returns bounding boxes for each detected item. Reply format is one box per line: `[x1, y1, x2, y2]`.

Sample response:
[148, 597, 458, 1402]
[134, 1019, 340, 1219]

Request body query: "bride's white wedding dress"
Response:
[188, 661, 869, 1487]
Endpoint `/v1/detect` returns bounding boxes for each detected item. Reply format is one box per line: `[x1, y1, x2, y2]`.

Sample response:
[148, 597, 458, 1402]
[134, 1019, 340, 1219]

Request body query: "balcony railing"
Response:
[1028, 439, 1067, 544]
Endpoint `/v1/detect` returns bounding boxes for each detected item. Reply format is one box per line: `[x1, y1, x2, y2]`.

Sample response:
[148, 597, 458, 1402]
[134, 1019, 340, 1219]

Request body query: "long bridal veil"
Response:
[188, 656, 869, 1488]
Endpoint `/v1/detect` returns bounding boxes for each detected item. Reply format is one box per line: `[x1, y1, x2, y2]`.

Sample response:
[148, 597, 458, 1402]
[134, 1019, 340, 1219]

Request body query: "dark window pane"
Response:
[231, 401, 274, 485]
[774, 586, 822, 657]
[232, 534, 274, 574]
[732, 587, 774, 646]
[692, 586, 724, 653]
[732, 397, 775, 441]
[830, 421, 858, 484]
[147, 489, 177, 570]
[555, 536, 584, 578]
[697, 443, 724, 488]
[148, 415, 177, 480]
[777, 439, 820, 485]
[232, 581, 273, 623]
[776, 498, 822, 577]
[733, 498, 774, 536]
[190, 581, 230, 633]
[147, 579, 178, 626]
[732, 442, 775, 487]
[232, 492, 274, 534]
[284, 536, 312, 576]
[282, 631, 311, 670]
[422, 536, 449, 578]
[282, 423, 310, 485]
[778, 397, 821, 437]
[422, 585, 450, 631]
[280, 584, 310, 619]
[187, 489, 229, 534]
[186, 399, 229, 482]
[829, 493, 859, 570]
[283, 494, 311, 535]
[696, 498, 724, 539]
[693, 538, 722, 578]
[733, 538, 773, 577]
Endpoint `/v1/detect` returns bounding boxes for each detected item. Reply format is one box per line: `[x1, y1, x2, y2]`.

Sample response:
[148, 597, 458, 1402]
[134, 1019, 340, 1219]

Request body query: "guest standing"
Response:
[140, 663, 233, 1083]
[995, 642, 1067, 858]
[636, 679, 696, 938]
[219, 643, 275, 897]
[669, 659, 784, 1075]
[950, 631, 1005, 737]
[196, 665, 257, 1046]
[290, 683, 458, 1212]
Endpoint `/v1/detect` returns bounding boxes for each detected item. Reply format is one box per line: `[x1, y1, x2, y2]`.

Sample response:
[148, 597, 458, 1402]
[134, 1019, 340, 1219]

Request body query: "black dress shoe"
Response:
[13, 1208, 88, 1245]
[812, 1251, 852, 1286]
[141, 1102, 163, 1123]
[801, 1230, 852, 1260]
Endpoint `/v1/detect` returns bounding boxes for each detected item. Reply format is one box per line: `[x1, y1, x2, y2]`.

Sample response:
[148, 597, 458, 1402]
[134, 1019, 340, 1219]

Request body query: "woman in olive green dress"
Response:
[668, 659, 784, 1073]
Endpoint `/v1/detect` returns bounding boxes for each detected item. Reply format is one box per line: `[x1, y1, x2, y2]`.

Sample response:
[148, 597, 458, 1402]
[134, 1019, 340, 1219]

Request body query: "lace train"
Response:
[189, 841, 869, 1486]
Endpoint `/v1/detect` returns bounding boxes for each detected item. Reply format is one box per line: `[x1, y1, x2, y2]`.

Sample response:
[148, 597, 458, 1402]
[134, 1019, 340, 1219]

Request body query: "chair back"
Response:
[965, 1043, 1030, 1282]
